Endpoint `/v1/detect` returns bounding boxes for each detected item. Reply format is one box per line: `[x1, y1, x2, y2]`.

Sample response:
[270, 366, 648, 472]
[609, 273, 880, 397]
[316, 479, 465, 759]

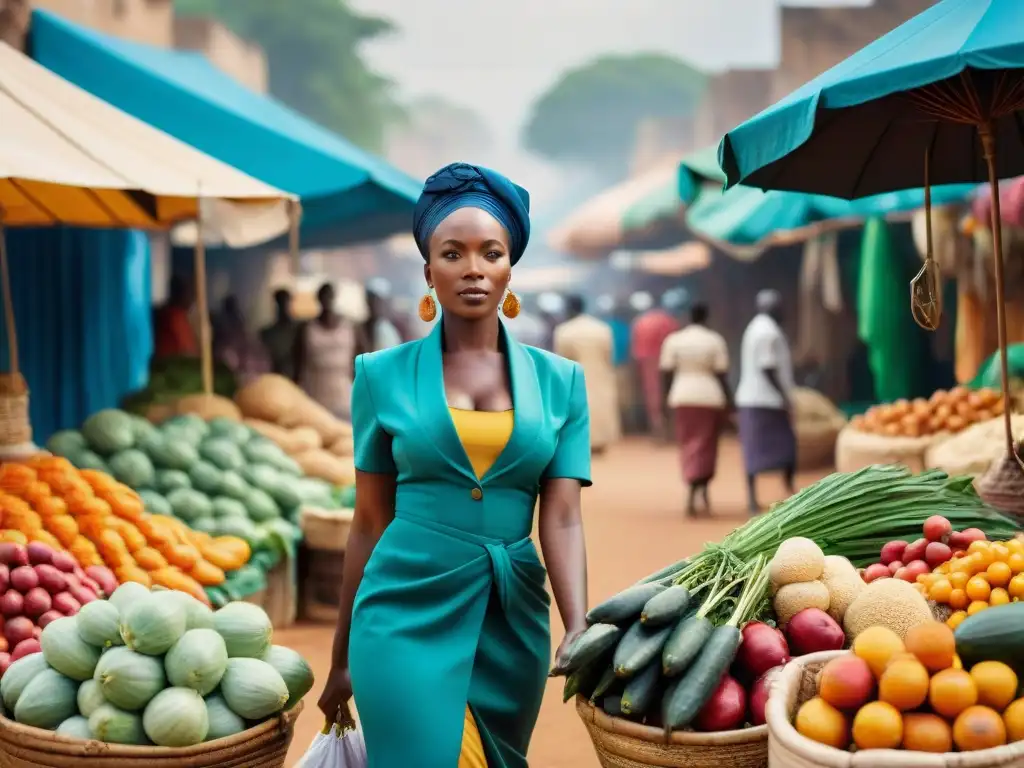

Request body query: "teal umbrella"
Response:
[717, 0, 1024, 454]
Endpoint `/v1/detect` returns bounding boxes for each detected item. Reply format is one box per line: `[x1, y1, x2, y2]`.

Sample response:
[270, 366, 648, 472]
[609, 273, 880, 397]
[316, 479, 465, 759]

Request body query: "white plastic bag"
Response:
[295, 719, 368, 768]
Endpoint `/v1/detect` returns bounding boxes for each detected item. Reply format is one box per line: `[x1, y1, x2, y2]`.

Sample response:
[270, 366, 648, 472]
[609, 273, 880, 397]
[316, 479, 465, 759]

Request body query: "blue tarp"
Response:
[31, 9, 422, 245]
[0, 229, 152, 443]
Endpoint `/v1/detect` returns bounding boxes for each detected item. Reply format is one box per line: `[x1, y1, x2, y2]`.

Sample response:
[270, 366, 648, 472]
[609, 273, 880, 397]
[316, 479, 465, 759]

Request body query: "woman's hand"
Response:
[550, 624, 587, 676]
[317, 666, 353, 722]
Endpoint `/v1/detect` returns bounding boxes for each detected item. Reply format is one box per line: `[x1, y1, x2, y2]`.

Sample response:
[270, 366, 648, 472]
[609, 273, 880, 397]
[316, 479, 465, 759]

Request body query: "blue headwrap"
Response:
[412, 162, 531, 265]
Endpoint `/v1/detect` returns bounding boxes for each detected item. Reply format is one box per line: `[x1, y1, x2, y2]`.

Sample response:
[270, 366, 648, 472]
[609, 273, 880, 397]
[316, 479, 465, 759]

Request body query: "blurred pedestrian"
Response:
[631, 292, 680, 439]
[659, 301, 731, 516]
[260, 288, 300, 380]
[153, 274, 197, 359]
[553, 295, 620, 452]
[213, 295, 269, 385]
[363, 287, 402, 352]
[736, 289, 796, 513]
[505, 294, 550, 348]
[295, 282, 358, 419]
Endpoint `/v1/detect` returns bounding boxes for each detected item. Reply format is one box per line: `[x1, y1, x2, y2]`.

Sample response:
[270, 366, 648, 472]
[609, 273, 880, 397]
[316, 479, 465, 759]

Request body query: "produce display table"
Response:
[298, 507, 353, 623]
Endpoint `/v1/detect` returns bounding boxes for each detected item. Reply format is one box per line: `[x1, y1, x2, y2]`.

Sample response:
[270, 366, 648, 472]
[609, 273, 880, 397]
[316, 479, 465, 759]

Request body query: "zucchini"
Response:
[661, 625, 742, 731]
[590, 665, 619, 702]
[613, 618, 674, 678]
[562, 657, 606, 703]
[620, 660, 662, 716]
[641, 585, 691, 627]
[955, 602, 1024, 674]
[635, 558, 689, 586]
[661, 615, 712, 676]
[587, 583, 666, 624]
[556, 623, 622, 675]
[601, 694, 623, 718]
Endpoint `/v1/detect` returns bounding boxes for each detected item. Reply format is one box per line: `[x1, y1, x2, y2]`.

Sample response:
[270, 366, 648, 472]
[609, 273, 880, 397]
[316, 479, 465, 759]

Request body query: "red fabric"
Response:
[631, 309, 678, 361]
[154, 306, 198, 358]
[674, 406, 723, 483]
[639, 358, 665, 433]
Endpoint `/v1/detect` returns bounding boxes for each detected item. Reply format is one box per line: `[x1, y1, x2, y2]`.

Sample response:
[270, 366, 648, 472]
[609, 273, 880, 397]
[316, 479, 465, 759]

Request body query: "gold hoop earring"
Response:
[501, 290, 520, 319]
[418, 293, 437, 322]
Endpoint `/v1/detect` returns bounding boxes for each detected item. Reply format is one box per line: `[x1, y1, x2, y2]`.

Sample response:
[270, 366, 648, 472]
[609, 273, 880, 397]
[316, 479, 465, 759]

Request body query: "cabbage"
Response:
[41, 617, 102, 681]
[212, 602, 273, 658]
[120, 593, 187, 655]
[261, 645, 315, 709]
[94, 647, 167, 711]
[89, 703, 147, 745]
[219, 658, 289, 719]
[165, 629, 228, 696]
[76, 600, 123, 648]
[143, 687, 209, 747]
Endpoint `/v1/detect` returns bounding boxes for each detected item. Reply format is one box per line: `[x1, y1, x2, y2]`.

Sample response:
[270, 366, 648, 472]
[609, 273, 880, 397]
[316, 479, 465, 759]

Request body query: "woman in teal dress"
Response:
[317, 163, 592, 767]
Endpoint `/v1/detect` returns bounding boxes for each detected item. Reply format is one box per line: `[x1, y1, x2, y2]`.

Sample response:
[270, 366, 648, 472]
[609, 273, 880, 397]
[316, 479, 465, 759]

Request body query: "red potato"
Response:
[786, 608, 845, 655]
[0, 565, 9, 595]
[33, 564, 66, 595]
[925, 542, 953, 568]
[22, 588, 50, 619]
[736, 622, 790, 680]
[750, 666, 784, 726]
[25, 542, 53, 566]
[49, 551, 76, 574]
[0, 652, 11, 677]
[68, 586, 96, 606]
[819, 655, 875, 710]
[903, 538, 928, 563]
[863, 563, 890, 583]
[903, 560, 931, 581]
[81, 577, 101, 594]
[9, 566, 38, 593]
[0, 544, 28, 568]
[0, 591, 23, 618]
[695, 674, 747, 732]
[888, 560, 904, 575]
[880, 541, 908, 565]
[36, 610, 62, 629]
[84, 566, 118, 598]
[923, 515, 953, 543]
[31, 626, 40, 640]
[52, 593, 80, 616]
[959, 528, 987, 545]
[11, 638, 40, 662]
[3, 617, 33, 647]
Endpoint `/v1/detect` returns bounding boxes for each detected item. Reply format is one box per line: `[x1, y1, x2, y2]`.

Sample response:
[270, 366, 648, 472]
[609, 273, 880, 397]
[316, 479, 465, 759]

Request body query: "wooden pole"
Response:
[0, 213, 17, 378]
[193, 200, 213, 397]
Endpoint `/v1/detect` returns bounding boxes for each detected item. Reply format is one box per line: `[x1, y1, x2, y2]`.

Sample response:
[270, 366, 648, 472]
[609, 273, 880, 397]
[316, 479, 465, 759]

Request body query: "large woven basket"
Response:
[976, 449, 1024, 523]
[767, 651, 1024, 767]
[576, 695, 768, 768]
[0, 701, 302, 768]
[0, 373, 30, 447]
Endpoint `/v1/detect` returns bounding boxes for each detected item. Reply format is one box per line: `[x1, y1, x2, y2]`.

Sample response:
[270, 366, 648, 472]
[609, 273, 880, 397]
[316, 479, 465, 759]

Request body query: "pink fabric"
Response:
[674, 406, 723, 483]
[631, 310, 679, 361]
[972, 178, 1024, 229]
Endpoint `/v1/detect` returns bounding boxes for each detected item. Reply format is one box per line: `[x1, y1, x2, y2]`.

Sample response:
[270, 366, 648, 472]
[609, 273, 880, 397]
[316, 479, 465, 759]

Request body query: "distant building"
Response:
[693, 69, 775, 149]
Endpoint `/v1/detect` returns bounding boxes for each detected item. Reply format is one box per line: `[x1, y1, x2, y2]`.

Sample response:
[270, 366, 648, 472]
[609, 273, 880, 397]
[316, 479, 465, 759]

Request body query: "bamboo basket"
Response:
[767, 651, 1024, 767]
[576, 695, 768, 768]
[0, 701, 302, 768]
[0, 372, 31, 447]
[976, 448, 1024, 523]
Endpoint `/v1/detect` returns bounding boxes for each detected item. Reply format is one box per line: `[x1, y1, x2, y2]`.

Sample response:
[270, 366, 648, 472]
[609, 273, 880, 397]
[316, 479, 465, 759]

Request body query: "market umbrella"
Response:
[718, 0, 1024, 455]
[0, 41, 294, 420]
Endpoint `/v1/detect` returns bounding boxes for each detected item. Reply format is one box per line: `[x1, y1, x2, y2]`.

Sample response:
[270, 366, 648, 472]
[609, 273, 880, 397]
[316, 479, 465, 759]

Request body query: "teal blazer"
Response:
[347, 320, 591, 768]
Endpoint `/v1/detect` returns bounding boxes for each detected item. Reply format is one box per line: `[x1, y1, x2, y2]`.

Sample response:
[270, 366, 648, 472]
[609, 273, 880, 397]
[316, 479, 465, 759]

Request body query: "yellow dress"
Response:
[448, 407, 515, 768]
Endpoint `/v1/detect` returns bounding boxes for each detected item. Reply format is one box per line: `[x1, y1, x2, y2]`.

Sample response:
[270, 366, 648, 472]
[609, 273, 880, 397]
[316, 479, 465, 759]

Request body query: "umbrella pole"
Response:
[289, 199, 302, 275]
[193, 202, 214, 397]
[979, 125, 1016, 458]
[0, 216, 17, 378]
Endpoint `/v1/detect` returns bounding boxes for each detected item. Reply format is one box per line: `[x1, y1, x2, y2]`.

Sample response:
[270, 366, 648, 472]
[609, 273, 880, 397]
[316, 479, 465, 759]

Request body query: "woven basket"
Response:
[576, 695, 768, 768]
[796, 421, 842, 470]
[0, 701, 302, 768]
[0, 373, 31, 447]
[976, 448, 1024, 523]
[767, 651, 1024, 767]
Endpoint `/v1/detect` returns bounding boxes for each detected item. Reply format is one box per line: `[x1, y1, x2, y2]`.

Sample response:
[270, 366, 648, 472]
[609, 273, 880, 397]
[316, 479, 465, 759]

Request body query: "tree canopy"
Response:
[522, 53, 707, 176]
[174, 0, 403, 150]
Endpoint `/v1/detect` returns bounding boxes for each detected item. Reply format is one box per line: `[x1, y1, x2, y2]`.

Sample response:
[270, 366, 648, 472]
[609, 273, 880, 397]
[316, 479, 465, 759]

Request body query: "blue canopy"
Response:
[31, 9, 422, 244]
[718, 0, 1024, 198]
[679, 149, 975, 251]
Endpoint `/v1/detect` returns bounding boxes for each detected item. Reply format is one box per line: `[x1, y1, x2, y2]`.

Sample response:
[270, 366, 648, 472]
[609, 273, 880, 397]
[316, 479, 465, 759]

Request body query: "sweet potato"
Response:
[294, 450, 356, 486]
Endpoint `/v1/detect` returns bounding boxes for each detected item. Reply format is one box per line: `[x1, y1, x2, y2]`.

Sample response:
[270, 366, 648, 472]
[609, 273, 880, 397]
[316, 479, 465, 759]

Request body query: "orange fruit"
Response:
[852, 701, 903, 750]
[1010, 574, 1024, 600]
[968, 600, 989, 616]
[929, 579, 953, 603]
[947, 611, 968, 630]
[879, 657, 931, 711]
[903, 713, 953, 753]
[905, 622, 956, 672]
[853, 626, 906, 679]
[993, 544, 1012, 562]
[987, 561, 1012, 588]
[930, 668, 979, 719]
[953, 655, 964, 670]
[1003, 698, 1024, 743]
[949, 588, 970, 610]
[969, 540, 992, 556]
[967, 576, 992, 602]
[1008, 552, 1024, 574]
[795, 697, 849, 749]
[970, 661, 1019, 710]
[954, 706, 1007, 751]
[950, 571, 970, 590]
[991, 587, 1011, 606]
[819, 656, 875, 710]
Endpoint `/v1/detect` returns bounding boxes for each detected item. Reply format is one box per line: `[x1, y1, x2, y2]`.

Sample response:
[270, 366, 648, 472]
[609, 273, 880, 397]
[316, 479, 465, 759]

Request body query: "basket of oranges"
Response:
[766, 623, 1024, 767]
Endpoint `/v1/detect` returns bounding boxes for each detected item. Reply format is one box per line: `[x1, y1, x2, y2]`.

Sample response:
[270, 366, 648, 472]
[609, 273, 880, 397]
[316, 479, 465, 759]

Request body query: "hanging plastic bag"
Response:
[295, 708, 367, 768]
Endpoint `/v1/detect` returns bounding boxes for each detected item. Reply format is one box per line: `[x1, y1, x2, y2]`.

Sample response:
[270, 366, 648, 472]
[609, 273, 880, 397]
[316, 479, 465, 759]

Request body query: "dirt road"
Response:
[279, 436, 829, 765]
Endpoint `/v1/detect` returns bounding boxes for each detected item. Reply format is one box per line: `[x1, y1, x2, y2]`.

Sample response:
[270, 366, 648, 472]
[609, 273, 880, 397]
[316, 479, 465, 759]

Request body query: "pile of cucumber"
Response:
[555, 555, 771, 734]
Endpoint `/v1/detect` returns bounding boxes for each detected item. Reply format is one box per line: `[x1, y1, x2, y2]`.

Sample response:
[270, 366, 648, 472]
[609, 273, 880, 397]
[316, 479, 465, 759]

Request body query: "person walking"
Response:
[631, 293, 680, 439]
[295, 282, 359, 420]
[363, 287, 403, 352]
[153, 275, 198, 359]
[736, 289, 797, 513]
[553, 295, 621, 453]
[659, 301, 731, 516]
[260, 289, 301, 380]
[316, 162, 591, 768]
[213, 295, 269, 385]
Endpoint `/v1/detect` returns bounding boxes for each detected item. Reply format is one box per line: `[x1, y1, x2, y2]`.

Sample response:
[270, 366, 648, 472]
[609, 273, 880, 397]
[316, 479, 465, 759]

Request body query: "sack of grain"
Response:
[835, 425, 950, 473]
[174, 393, 242, 421]
[278, 398, 348, 446]
[235, 375, 304, 422]
[925, 414, 1024, 477]
[792, 387, 845, 426]
[294, 449, 357, 486]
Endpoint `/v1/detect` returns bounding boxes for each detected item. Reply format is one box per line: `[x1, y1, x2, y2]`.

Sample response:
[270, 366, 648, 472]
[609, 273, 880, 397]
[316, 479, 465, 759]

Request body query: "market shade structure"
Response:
[717, 0, 1024, 456]
[31, 9, 422, 246]
[0, 40, 291, 399]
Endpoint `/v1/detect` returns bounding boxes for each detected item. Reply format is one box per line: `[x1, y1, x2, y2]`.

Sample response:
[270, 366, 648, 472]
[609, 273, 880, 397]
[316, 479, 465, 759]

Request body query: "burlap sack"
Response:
[792, 388, 847, 470]
[835, 425, 950, 473]
[925, 414, 1024, 477]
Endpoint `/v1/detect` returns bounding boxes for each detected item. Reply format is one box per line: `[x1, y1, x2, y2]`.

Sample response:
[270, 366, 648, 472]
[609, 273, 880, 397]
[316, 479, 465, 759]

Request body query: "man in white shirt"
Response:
[735, 289, 797, 513]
